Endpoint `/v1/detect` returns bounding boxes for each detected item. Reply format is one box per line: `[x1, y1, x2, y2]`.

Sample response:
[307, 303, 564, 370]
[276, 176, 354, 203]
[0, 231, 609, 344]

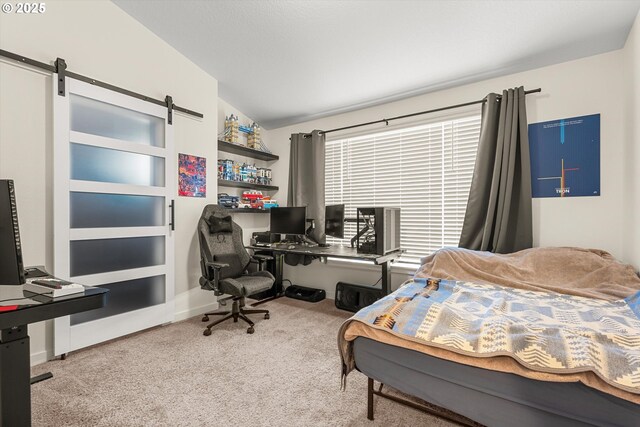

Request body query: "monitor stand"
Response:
[300, 235, 318, 247]
[302, 220, 318, 247]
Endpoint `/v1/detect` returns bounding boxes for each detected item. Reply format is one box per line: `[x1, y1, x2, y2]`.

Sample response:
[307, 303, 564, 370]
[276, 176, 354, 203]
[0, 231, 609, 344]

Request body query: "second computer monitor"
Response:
[270, 206, 307, 236]
[325, 204, 345, 239]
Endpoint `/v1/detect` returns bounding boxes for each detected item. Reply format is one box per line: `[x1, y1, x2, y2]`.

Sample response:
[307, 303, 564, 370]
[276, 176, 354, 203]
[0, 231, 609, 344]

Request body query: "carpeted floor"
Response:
[31, 298, 457, 426]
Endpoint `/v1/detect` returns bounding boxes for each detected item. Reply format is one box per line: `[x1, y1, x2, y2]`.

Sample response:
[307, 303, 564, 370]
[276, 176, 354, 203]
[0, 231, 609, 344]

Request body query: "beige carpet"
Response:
[31, 298, 458, 426]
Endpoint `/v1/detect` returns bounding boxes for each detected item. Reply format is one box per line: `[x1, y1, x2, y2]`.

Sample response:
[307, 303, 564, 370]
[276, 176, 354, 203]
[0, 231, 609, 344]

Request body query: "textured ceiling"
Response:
[113, 0, 640, 129]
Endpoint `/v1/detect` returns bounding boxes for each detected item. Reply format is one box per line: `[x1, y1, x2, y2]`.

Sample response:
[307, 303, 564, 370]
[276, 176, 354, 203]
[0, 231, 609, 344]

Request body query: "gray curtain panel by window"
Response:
[458, 86, 532, 253]
[288, 130, 326, 244]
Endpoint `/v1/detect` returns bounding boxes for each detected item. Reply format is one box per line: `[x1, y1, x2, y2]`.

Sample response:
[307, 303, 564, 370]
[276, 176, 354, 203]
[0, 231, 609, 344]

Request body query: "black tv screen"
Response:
[325, 204, 345, 239]
[270, 207, 306, 236]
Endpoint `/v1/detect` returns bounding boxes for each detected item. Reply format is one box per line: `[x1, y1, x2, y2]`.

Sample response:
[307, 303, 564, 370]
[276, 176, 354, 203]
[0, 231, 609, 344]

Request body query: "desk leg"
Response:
[30, 372, 53, 385]
[381, 261, 392, 295]
[0, 325, 31, 426]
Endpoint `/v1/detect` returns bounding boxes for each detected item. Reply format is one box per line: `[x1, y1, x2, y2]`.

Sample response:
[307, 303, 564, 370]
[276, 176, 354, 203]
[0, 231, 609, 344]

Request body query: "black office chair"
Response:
[197, 205, 273, 335]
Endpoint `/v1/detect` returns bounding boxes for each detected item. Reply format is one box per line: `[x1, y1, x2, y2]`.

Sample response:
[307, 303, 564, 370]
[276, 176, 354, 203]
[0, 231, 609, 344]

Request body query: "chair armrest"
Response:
[200, 260, 229, 296]
[205, 261, 230, 270]
[250, 254, 273, 271]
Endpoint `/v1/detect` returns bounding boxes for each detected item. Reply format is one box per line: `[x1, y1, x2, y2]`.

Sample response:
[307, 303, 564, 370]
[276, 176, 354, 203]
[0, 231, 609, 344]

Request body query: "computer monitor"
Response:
[270, 207, 307, 236]
[325, 204, 345, 239]
[0, 180, 25, 286]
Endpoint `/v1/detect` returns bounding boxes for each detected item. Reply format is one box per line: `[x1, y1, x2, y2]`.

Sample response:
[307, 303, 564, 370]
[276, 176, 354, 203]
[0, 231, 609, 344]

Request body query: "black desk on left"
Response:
[0, 279, 107, 426]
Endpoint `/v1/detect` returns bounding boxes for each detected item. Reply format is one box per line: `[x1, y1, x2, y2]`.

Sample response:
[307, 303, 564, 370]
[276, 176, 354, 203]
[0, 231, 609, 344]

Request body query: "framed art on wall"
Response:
[528, 114, 600, 198]
[178, 153, 206, 197]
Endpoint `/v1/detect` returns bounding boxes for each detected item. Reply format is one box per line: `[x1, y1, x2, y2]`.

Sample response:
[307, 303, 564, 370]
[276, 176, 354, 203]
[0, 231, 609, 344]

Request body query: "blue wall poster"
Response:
[528, 114, 600, 198]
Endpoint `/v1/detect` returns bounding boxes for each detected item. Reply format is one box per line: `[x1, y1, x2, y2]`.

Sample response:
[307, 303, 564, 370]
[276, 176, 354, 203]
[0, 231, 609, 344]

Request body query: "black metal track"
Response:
[0, 49, 55, 72]
[0, 49, 203, 120]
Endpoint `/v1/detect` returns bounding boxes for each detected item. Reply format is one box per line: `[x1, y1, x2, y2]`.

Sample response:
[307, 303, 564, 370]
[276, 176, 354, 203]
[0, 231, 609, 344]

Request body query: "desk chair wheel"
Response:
[264, 313, 270, 320]
[202, 316, 209, 322]
[203, 328, 212, 336]
[247, 326, 255, 334]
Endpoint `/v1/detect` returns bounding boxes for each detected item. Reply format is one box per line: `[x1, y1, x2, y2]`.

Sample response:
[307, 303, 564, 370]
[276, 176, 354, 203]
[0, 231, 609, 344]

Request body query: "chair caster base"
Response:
[264, 313, 270, 320]
[202, 316, 209, 322]
[203, 329, 212, 336]
[247, 326, 254, 334]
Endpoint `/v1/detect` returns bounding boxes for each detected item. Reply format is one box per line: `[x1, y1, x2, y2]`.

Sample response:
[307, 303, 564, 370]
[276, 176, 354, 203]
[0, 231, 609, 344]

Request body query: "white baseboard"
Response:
[173, 301, 219, 322]
[30, 349, 51, 367]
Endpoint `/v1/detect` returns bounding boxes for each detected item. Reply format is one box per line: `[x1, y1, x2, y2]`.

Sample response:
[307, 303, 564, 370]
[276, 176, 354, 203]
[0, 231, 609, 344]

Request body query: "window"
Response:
[325, 114, 481, 264]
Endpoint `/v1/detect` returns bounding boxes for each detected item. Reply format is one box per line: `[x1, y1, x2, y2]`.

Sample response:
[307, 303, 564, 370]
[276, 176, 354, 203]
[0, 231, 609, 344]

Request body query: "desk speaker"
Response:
[335, 282, 383, 312]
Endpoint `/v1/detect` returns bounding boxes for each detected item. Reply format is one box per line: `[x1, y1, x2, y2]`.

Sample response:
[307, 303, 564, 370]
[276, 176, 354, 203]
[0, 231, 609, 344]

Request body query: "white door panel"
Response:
[53, 76, 175, 355]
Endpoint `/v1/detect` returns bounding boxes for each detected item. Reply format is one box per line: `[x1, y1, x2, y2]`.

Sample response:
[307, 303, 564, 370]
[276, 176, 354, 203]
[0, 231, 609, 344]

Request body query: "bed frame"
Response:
[353, 337, 640, 427]
[367, 377, 479, 426]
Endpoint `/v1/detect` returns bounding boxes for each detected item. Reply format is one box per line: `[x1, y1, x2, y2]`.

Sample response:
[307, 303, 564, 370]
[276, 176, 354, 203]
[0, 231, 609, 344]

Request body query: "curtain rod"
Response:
[0, 49, 204, 122]
[298, 87, 541, 139]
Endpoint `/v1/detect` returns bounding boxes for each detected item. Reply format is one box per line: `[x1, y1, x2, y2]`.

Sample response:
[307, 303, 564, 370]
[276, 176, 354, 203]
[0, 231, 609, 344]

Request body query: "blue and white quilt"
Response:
[340, 278, 640, 396]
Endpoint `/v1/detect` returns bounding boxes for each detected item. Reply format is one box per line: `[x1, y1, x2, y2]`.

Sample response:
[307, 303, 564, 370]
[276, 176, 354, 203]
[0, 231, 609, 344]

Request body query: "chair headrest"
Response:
[200, 204, 227, 220]
[200, 204, 235, 234]
[205, 213, 232, 234]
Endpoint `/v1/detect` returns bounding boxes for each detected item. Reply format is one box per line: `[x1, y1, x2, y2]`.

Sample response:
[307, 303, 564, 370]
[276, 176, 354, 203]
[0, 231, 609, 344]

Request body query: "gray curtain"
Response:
[458, 86, 532, 253]
[288, 130, 326, 244]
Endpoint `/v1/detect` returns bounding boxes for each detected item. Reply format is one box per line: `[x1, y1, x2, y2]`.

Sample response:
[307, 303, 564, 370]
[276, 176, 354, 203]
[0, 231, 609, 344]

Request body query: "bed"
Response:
[338, 247, 640, 426]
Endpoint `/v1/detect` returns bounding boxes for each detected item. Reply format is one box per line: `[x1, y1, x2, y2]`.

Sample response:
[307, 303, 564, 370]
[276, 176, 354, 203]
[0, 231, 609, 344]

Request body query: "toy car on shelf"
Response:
[217, 193, 239, 208]
[262, 200, 279, 209]
[250, 200, 264, 210]
[241, 190, 263, 201]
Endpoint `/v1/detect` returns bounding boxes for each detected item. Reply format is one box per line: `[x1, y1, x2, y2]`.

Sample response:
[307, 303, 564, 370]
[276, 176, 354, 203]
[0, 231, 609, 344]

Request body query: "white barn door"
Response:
[53, 77, 175, 355]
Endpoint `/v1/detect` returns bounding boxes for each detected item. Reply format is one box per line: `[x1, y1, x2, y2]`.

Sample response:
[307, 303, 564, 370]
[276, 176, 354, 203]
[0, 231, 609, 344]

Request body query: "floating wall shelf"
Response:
[217, 179, 279, 191]
[217, 140, 279, 161]
[223, 208, 270, 214]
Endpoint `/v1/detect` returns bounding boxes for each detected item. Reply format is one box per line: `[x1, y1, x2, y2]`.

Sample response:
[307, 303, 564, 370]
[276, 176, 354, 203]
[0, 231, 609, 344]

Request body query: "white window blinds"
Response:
[325, 114, 481, 264]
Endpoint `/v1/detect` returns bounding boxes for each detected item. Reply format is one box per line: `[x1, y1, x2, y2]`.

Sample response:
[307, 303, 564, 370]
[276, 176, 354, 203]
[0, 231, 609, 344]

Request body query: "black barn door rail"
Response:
[0, 49, 204, 124]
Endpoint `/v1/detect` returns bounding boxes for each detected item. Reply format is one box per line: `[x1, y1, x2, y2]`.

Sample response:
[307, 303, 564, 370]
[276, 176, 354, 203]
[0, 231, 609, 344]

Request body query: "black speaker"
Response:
[335, 282, 383, 312]
[0, 179, 25, 286]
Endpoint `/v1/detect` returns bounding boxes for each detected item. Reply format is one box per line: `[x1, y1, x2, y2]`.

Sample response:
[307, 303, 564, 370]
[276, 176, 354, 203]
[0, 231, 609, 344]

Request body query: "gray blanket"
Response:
[417, 247, 640, 301]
